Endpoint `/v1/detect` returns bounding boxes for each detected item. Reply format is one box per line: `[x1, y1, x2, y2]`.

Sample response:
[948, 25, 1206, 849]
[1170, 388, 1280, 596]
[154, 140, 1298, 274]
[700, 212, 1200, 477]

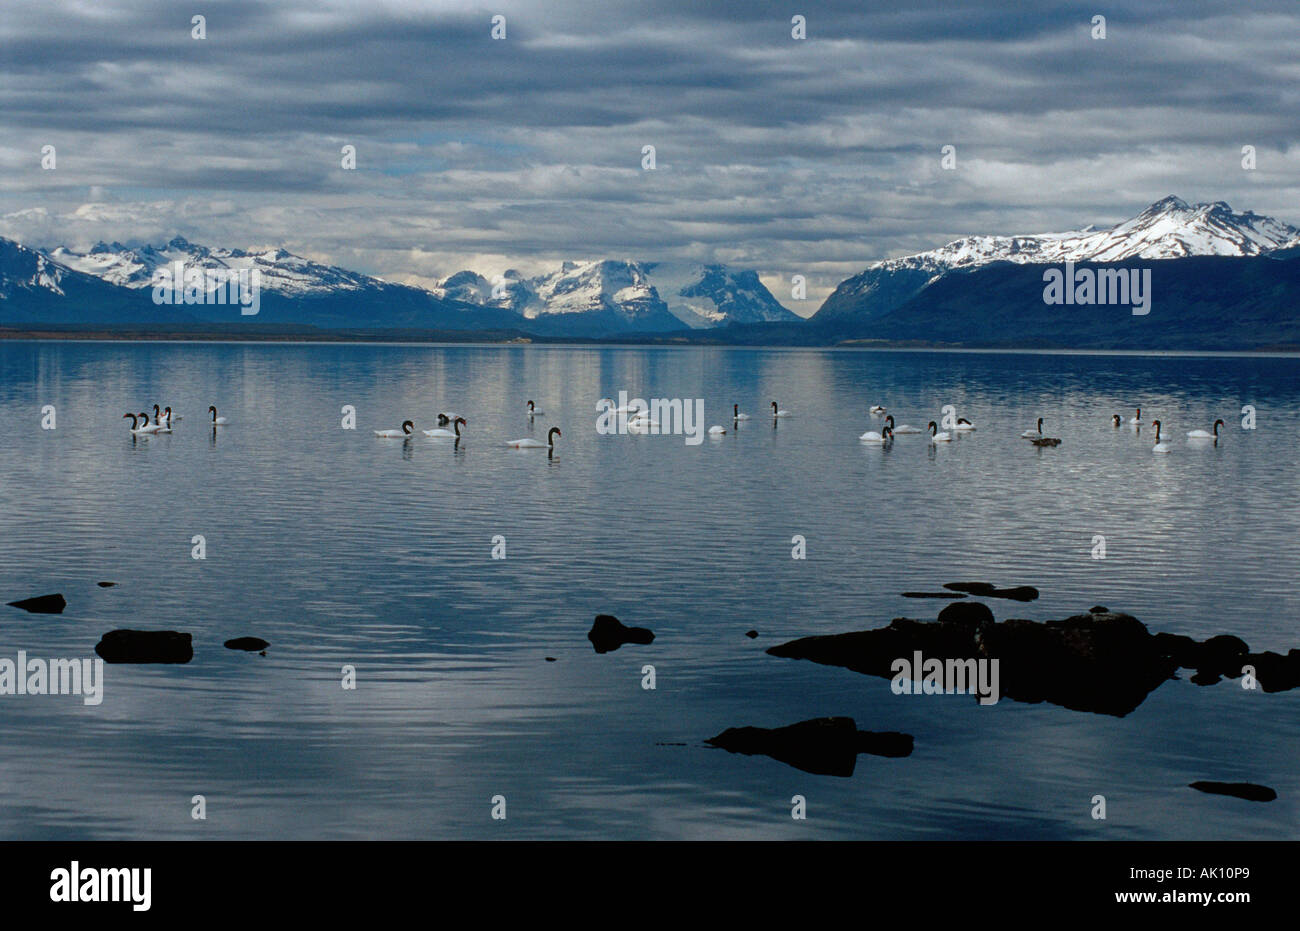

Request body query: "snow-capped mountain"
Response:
[432, 259, 799, 332]
[0, 237, 199, 326]
[817, 196, 1300, 323]
[49, 237, 381, 296]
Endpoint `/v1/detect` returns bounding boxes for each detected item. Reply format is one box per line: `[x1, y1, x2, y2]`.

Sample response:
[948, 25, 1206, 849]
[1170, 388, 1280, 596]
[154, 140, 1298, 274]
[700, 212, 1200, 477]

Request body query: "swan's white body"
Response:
[422, 428, 457, 437]
[954, 420, 976, 432]
[931, 431, 952, 443]
[893, 424, 923, 434]
[869, 405, 886, 415]
[708, 425, 727, 435]
[1151, 420, 1171, 453]
[375, 421, 414, 438]
[1186, 430, 1214, 439]
[859, 430, 889, 443]
[208, 406, 229, 426]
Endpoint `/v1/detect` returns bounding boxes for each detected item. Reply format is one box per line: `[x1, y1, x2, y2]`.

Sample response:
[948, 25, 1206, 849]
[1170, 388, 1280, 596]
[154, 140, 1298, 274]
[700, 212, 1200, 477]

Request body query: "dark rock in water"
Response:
[224, 637, 269, 652]
[97, 582, 117, 588]
[7, 593, 67, 614]
[587, 614, 654, 654]
[1197, 635, 1250, 676]
[902, 591, 967, 599]
[745, 630, 759, 639]
[1189, 781, 1276, 802]
[706, 716, 913, 777]
[95, 629, 193, 664]
[944, 582, 996, 595]
[1089, 606, 1107, 614]
[769, 608, 1176, 716]
[993, 586, 1039, 602]
[937, 601, 994, 627]
[943, 582, 1038, 601]
[545, 656, 557, 662]
[1239, 650, 1300, 693]
[1152, 632, 1202, 669]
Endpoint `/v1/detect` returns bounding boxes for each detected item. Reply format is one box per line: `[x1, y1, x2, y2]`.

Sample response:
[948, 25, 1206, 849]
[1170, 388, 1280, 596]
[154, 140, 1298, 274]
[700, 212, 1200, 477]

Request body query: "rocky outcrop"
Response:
[587, 614, 655, 654]
[1189, 781, 1276, 802]
[6, 593, 66, 614]
[706, 716, 913, 776]
[766, 604, 1298, 716]
[95, 629, 193, 664]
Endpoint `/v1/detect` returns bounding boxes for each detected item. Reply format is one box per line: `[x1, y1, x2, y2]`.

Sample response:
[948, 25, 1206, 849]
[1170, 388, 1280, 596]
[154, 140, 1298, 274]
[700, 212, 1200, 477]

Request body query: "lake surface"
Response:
[1, 340, 1297, 840]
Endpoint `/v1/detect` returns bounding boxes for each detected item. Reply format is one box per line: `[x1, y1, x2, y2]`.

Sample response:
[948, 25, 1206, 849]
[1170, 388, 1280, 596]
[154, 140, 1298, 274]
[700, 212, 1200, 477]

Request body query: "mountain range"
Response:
[3, 196, 1298, 348]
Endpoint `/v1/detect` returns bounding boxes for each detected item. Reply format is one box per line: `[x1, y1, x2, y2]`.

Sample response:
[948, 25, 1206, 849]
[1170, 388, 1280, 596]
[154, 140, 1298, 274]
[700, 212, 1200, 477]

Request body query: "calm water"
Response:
[1, 341, 1297, 840]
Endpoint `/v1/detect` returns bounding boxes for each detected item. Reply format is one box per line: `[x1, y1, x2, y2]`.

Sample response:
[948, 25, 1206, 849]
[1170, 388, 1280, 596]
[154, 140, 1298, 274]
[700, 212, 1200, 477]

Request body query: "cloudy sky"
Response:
[2, 0, 1298, 311]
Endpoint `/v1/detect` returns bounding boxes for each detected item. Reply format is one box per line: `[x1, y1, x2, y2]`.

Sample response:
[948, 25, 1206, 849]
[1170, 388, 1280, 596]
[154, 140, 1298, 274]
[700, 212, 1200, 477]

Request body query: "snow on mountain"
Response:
[433, 259, 798, 330]
[816, 196, 1300, 322]
[49, 236, 382, 296]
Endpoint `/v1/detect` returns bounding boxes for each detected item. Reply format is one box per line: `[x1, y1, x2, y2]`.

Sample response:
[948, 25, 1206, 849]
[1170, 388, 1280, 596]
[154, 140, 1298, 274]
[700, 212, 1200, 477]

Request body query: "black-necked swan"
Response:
[928, 421, 951, 443]
[424, 416, 466, 438]
[208, 405, 229, 426]
[137, 410, 165, 434]
[161, 406, 180, 425]
[732, 404, 750, 421]
[770, 401, 793, 418]
[1021, 417, 1044, 438]
[123, 412, 155, 435]
[955, 417, 976, 432]
[1112, 414, 1122, 427]
[1151, 420, 1171, 453]
[437, 411, 462, 425]
[1188, 419, 1225, 440]
[885, 415, 923, 434]
[1129, 407, 1142, 425]
[526, 400, 544, 417]
[860, 425, 894, 444]
[375, 420, 415, 438]
[508, 426, 560, 449]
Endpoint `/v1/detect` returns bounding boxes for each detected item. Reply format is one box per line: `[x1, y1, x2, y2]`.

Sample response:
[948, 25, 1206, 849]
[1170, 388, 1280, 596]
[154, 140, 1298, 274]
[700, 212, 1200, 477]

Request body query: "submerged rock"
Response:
[7, 593, 67, 614]
[97, 582, 117, 588]
[902, 591, 967, 599]
[706, 716, 912, 777]
[587, 614, 654, 654]
[745, 630, 759, 639]
[95, 629, 193, 664]
[943, 582, 1038, 601]
[1189, 781, 1276, 802]
[224, 637, 269, 652]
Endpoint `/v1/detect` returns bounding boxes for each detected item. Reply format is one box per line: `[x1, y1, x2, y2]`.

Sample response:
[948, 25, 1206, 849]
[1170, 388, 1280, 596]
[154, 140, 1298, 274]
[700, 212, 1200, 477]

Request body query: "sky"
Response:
[2, 0, 1298, 313]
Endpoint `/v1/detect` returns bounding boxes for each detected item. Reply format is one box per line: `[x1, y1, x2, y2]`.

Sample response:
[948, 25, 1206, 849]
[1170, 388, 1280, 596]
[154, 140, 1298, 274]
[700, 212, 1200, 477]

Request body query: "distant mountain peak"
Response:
[816, 196, 1300, 324]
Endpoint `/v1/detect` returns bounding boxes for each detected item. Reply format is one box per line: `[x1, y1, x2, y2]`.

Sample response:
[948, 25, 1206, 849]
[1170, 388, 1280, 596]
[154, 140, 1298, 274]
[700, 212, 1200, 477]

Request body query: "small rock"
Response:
[1089, 605, 1107, 614]
[745, 630, 759, 639]
[545, 656, 557, 662]
[587, 614, 654, 654]
[1189, 781, 1276, 802]
[706, 716, 913, 777]
[224, 637, 269, 652]
[937, 601, 995, 627]
[95, 630, 193, 664]
[97, 582, 117, 588]
[7, 593, 67, 614]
